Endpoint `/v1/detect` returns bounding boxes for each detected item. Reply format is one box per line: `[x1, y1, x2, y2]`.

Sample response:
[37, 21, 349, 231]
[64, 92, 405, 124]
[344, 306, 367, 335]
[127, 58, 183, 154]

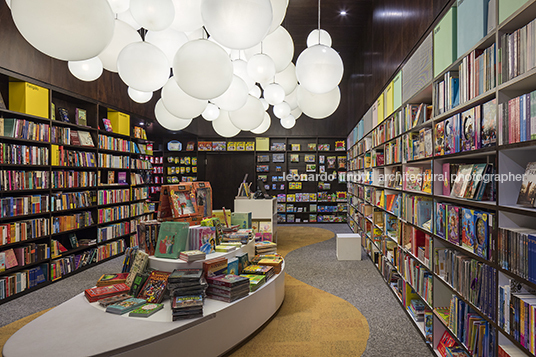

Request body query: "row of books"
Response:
[399, 222, 431, 266]
[0, 118, 49, 142]
[497, 227, 536, 284]
[396, 252, 432, 306]
[0, 170, 49, 191]
[51, 211, 94, 234]
[0, 218, 50, 246]
[52, 128, 94, 147]
[458, 43, 496, 104]
[98, 134, 130, 152]
[277, 203, 347, 213]
[447, 295, 495, 357]
[97, 221, 133, 243]
[1, 242, 50, 271]
[0, 143, 49, 165]
[384, 138, 402, 165]
[400, 194, 432, 231]
[371, 110, 403, 147]
[97, 188, 129, 206]
[198, 141, 255, 151]
[51, 191, 95, 212]
[436, 202, 492, 260]
[0, 263, 47, 300]
[436, 248, 496, 320]
[434, 71, 460, 115]
[0, 195, 49, 218]
[277, 213, 347, 223]
[98, 153, 129, 169]
[98, 205, 130, 224]
[51, 170, 97, 189]
[130, 202, 151, 217]
[499, 17, 536, 85]
[51, 145, 96, 167]
[498, 90, 536, 145]
[131, 186, 148, 201]
[498, 280, 536, 354]
[131, 158, 152, 170]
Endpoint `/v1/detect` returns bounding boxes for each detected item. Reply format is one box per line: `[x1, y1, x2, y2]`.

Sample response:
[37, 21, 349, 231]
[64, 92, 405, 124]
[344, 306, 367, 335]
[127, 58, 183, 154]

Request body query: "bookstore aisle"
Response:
[0, 224, 431, 357]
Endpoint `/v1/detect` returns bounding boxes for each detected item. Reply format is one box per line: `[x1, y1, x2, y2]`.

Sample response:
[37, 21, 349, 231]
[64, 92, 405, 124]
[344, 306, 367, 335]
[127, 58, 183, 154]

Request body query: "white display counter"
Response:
[2, 246, 285, 357]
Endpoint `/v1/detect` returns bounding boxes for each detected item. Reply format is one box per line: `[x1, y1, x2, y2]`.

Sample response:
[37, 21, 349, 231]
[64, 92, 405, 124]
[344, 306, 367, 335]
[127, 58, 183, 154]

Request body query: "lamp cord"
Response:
[318, 0, 321, 43]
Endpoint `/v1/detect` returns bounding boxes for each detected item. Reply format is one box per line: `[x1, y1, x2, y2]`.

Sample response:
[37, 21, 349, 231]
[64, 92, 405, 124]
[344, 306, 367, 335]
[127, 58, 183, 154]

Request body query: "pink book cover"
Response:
[442, 163, 450, 196]
[4, 249, 18, 269]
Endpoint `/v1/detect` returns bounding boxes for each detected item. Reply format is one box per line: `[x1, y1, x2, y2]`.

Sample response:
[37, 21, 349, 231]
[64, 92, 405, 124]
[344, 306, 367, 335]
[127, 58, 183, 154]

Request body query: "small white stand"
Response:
[336, 233, 362, 260]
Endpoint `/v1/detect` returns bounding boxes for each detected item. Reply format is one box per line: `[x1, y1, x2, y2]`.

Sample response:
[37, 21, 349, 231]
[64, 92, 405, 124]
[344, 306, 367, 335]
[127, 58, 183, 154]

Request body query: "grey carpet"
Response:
[0, 256, 124, 327]
[280, 223, 433, 357]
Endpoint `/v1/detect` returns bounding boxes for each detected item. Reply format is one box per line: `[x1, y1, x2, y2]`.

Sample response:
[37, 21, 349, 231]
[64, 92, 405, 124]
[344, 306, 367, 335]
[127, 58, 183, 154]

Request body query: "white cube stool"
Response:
[336, 233, 362, 260]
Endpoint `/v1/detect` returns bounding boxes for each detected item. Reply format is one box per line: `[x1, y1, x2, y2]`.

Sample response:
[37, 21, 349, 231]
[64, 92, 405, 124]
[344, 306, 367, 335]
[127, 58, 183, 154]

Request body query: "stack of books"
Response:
[215, 245, 236, 253]
[407, 299, 426, 322]
[98, 293, 131, 307]
[105, 297, 146, 315]
[96, 273, 129, 287]
[167, 269, 207, 298]
[255, 241, 277, 255]
[241, 264, 275, 281]
[251, 254, 283, 274]
[171, 294, 204, 320]
[206, 274, 250, 302]
[239, 274, 266, 292]
[179, 250, 206, 262]
[84, 283, 130, 303]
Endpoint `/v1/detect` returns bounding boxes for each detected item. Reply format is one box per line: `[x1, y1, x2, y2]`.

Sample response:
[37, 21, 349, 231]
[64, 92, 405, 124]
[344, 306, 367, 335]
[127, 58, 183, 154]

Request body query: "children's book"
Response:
[75, 108, 87, 126]
[102, 118, 112, 132]
[169, 186, 197, 218]
[435, 203, 446, 238]
[137, 270, 170, 303]
[154, 221, 189, 259]
[129, 303, 164, 317]
[58, 107, 70, 122]
[304, 154, 315, 163]
[442, 163, 451, 196]
[447, 205, 460, 244]
[461, 108, 476, 151]
[463, 163, 488, 200]
[272, 154, 285, 163]
[106, 298, 146, 315]
[474, 211, 489, 259]
[461, 208, 476, 251]
[291, 144, 301, 151]
[290, 154, 299, 163]
[434, 121, 445, 156]
[517, 162, 536, 207]
[481, 99, 496, 147]
[450, 164, 473, 198]
[421, 169, 432, 194]
[96, 273, 129, 287]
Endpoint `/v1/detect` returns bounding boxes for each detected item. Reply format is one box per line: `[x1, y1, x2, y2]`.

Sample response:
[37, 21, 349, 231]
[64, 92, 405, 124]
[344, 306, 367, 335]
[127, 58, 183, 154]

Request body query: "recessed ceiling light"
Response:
[340, 10, 347, 16]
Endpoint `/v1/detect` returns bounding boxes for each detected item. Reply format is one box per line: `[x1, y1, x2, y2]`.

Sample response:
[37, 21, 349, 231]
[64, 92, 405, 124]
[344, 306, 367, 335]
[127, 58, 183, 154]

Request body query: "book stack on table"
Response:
[206, 274, 250, 303]
[168, 268, 207, 321]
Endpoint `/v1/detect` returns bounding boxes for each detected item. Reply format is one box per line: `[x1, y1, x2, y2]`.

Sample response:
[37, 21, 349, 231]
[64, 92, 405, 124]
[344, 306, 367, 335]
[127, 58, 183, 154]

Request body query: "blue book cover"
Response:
[435, 203, 446, 238]
[528, 234, 536, 284]
[451, 77, 460, 108]
[461, 208, 476, 251]
[457, 0, 487, 57]
[474, 211, 489, 259]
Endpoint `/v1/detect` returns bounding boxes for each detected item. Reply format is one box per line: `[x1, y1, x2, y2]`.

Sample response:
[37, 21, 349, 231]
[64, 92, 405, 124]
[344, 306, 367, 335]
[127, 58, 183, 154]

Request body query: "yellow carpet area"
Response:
[0, 227, 370, 356]
[228, 226, 370, 357]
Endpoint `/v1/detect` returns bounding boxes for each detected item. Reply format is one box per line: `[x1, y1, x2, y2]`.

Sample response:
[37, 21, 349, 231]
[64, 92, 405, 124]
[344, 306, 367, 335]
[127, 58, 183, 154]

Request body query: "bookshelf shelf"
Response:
[498, 0, 536, 32]
[51, 224, 98, 237]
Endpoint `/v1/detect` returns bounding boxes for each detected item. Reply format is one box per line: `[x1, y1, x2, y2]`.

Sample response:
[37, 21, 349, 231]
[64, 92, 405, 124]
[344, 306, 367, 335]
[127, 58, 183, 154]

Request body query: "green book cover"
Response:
[3, 118, 15, 137]
[154, 221, 189, 259]
[231, 212, 252, 229]
[433, 6, 457, 77]
[498, 0, 528, 24]
[128, 303, 164, 318]
[392, 71, 402, 111]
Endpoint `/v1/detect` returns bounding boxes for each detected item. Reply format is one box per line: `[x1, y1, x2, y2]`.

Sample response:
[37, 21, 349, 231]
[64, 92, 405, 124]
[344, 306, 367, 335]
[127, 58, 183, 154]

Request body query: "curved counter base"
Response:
[2, 264, 285, 357]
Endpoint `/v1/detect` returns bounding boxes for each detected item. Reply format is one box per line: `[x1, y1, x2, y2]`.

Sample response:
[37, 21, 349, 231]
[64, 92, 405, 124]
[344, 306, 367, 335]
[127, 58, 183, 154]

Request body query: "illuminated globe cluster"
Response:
[8, 0, 344, 136]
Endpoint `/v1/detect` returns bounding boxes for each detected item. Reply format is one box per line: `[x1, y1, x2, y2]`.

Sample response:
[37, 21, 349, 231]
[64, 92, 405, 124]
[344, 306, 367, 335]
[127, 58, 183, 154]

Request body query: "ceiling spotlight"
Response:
[340, 11, 347, 16]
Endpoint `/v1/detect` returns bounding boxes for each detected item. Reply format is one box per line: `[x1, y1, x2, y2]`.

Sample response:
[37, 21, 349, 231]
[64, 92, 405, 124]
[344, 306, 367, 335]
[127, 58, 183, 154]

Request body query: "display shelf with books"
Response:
[163, 140, 197, 184]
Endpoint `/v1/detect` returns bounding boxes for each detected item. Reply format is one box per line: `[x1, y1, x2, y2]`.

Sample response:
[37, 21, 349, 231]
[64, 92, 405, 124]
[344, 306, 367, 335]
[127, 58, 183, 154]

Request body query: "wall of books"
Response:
[347, 0, 536, 356]
[0, 73, 157, 305]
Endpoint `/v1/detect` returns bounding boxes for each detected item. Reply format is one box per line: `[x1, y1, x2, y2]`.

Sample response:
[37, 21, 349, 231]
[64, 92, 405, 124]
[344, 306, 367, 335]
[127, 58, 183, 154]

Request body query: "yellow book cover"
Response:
[256, 137, 269, 151]
[384, 82, 394, 118]
[51, 145, 60, 166]
[377, 93, 385, 123]
[227, 142, 236, 151]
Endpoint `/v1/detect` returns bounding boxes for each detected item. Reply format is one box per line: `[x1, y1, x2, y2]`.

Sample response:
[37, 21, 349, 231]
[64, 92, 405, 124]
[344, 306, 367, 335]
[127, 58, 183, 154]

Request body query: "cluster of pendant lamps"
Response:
[6, 0, 344, 137]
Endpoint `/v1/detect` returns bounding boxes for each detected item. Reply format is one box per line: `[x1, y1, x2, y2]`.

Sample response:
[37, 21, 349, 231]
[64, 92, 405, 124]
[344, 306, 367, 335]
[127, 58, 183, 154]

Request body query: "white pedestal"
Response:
[336, 233, 362, 260]
[234, 198, 277, 242]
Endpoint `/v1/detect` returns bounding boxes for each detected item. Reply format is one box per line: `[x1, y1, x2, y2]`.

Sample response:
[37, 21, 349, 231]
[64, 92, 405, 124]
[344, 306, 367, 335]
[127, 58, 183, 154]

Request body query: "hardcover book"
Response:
[434, 122, 445, 156]
[450, 164, 473, 198]
[78, 131, 94, 147]
[106, 297, 146, 315]
[516, 162, 536, 207]
[102, 118, 113, 132]
[474, 211, 489, 259]
[461, 208, 476, 251]
[154, 221, 189, 259]
[137, 270, 170, 303]
[447, 205, 460, 245]
[97, 293, 131, 307]
[481, 99, 496, 147]
[84, 283, 130, 302]
[206, 274, 250, 288]
[128, 303, 164, 317]
[461, 108, 476, 151]
[96, 273, 129, 287]
[435, 203, 446, 238]
[272, 154, 284, 163]
[75, 108, 87, 126]
[463, 163, 488, 200]
[58, 107, 69, 122]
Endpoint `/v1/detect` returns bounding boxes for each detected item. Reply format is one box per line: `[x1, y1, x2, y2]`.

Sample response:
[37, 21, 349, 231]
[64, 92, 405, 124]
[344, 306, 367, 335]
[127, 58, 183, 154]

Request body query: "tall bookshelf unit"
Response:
[0, 71, 155, 304]
[347, 1, 536, 356]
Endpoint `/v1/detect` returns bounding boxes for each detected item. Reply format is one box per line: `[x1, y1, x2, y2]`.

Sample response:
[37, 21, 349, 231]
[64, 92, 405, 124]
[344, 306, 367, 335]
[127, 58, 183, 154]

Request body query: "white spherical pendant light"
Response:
[285, 86, 299, 110]
[117, 41, 170, 92]
[297, 85, 341, 119]
[306, 29, 332, 47]
[107, 0, 129, 13]
[275, 62, 298, 95]
[296, 44, 344, 94]
[268, 0, 288, 33]
[251, 112, 271, 134]
[11, 0, 115, 61]
[229, 95, 265, 130]
[201, 0, 273, 50]
[68, 57, 103, 82]
[186, 27, 205, 40]
[280, 114, 296, 129]
[212, 110, 241, 137]
[98, 19, 141, 73]
[273, 101, 291, 119]
[173, 39, 233, 100]
[155, 99, 193, 131]
[117, 10, 142, 30]
[247, 53, 276, 84]
[263, 83, 285, 105]
[171, 0, 203, 32]
[233, 59, 256, 90]
[249, 85, 262, 99]
[128, 87, 153, 103]
[244, 26, 293, 72]
[291, 106, 302, 119]
[146, 29, 189, 68]
[130, 0, 175, 31]
[202, 103, 220, 121]
[211, 75, 249, 112]
[161, 77, 207, 119]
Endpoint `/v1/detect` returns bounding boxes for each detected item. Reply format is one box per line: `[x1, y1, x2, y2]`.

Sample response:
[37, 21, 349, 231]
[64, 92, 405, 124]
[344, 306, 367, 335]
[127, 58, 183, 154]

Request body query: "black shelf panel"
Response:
[0, 136, 51, 146]
[0, 280, 52, 306]
[0, 188, 49, 194]
[51, 186, 98, 192]
[96, 147, 131, 155]
[50, 205, 97, 215]
[0, 257, 50, 276]
[50, 120, 96, 131]
[0, 235, 49, 250]
[51, 224, 97, 237]
[0, 108, 52, 123]
[51, 166, 97, 170]
[0, 211, 50, 222]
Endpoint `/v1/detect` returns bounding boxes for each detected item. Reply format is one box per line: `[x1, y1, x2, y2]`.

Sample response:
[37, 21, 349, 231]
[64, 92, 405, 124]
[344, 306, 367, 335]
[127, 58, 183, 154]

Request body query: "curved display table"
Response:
[3, 246, 285, 357]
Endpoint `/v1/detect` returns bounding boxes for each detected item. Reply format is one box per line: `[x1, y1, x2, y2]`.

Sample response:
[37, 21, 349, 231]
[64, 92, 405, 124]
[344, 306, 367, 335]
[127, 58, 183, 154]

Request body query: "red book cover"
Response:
[84, 283, 129, 302]
[411, 228, 425, 257]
